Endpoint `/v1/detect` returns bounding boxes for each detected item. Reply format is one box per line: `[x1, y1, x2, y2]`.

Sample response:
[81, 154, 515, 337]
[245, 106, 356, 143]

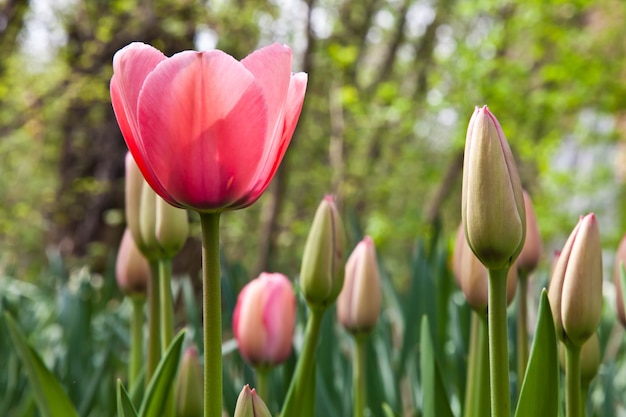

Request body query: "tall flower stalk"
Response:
[111, 42, 307, 417]
[461, 106, 526, 417]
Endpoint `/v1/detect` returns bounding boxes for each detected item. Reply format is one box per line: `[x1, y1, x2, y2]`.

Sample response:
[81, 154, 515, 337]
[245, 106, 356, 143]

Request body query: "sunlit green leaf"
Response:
[138, 330, 185, 417]
[420, 315, 454, 417]
[117, 380, 138, 417]
[514, 290, 559, 417]
[3, 312, 79, 417]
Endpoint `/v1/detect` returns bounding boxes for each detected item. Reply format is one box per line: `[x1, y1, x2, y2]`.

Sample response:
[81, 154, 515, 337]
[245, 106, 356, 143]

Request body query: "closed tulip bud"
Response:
[300, 196, 346, 308]
[517, 190, 542, 276]
[155, 192, 189, 257]
[452, 223, 517, 313]
[126, 152, 189, 260]
[233, 273, 296, 367]
[613, 234, 626, 327]
[462, 106, 526, 270]
[175, 346, 203, 417]
[125, 152, 154, 257]
[548, 214, 603, 347]
[115, 228, 150, 297]
[337, 237, 381, 334]
[234, 385, 272, 417]
[136, 174, 188, 260]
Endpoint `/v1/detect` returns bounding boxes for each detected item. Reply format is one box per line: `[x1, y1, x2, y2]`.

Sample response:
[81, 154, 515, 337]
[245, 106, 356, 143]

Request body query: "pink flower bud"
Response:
[115, 228, 150, 297]
[337, 237, 381, 334]
[233, 273, 296, 367]
[452, 223, 517, 313]
[517, 190, 542, 276]
[462, 106, 526, 270]
[548, 214, 603, 346]
[234, 385, 272, 417]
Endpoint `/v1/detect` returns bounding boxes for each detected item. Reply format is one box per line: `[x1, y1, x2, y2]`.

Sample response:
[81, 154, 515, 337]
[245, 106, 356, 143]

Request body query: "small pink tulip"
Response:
[517, 190, 542, 276]
[548, 214, 603, 346]
[337, 236, 381, 334]
[111, 42, 307, 212]
[452, 223, 517, 313]
[115, 228, 150, 297]
[233, 273, 296, 366]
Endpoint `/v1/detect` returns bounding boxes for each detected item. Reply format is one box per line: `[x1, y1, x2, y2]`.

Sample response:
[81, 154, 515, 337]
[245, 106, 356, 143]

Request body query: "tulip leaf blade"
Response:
[3, 312, 79, 417]
[382, 403, 400, 417]
[138, 329, 185, 417]
[419, 315, 454, 417]
[117, 379, 138, 417]
[514, 289, 559, 417]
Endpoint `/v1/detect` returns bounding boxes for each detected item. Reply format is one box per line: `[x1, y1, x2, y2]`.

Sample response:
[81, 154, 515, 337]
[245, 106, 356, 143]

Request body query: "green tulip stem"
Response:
[129, 296, 145, 389]
[487, 267, 511, 417]
[353, 334, 366, 417]
[464, 312, 490, 417]
[281, 306, 325, 417]
[581, 383, 589, 417]
[159, 258, 175, 353]
[200, 212, 222, 417]
[517, 273, 529, 392]
[255, 367, 271, 405]
[159, 257, 175, 417]
[565, 344, 582, 417]
[147, 261, 161, 386]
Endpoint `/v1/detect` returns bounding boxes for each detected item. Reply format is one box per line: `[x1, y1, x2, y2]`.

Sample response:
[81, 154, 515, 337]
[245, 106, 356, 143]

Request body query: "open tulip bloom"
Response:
[111, 42, 307, 417]
[111, 42, 307, 212]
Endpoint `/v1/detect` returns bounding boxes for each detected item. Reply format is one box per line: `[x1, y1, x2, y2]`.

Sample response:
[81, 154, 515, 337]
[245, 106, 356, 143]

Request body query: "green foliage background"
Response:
[2, 1, 626, 415]
[2, 0, 626, 282]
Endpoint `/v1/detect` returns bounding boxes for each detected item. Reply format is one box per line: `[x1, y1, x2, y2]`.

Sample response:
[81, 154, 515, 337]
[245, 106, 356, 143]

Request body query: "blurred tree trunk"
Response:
[49, 0, 204, 268]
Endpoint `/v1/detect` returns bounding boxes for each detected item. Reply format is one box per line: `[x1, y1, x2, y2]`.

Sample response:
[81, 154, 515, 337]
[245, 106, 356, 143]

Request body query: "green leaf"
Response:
[117, 380, 138, 417]
[3, 312, 79, 417]
[382, 403, 400, 417]
[419, 315, 454, 417]
[138, 329, 185, 417]
[514, 290, 559, 417]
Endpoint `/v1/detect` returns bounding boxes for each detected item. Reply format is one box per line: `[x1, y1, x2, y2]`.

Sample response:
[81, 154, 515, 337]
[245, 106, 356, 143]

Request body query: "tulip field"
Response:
[2, 1, 626, 417]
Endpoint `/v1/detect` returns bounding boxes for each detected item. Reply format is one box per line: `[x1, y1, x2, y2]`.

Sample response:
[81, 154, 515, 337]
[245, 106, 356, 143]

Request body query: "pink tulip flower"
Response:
[111, 42, 307, 211]
[233, 272, 296, 366]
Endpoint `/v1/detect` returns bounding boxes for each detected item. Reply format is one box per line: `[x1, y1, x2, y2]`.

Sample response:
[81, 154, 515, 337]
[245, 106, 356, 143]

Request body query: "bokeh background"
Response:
[3, 1, 626, 416]
[1, 0, 626, 293]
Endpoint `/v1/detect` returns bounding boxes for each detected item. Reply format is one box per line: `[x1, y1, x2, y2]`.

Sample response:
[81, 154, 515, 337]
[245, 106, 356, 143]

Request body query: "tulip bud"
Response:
[125, 152, 154, 257]
[116, 228, 150, 297]
[300, 195, 346, 308]
[452, 223, 517, 313]
[613, 234, 626, 327]
[155, 191, 189, 257]
[234, 385, 272, 417]
[233, 273, 296, 367]
[175, 346, 203, 417]
[461, 106, 526, 270]
[548, 214, 603, 347]
[337, 237, 381, 334]
[517, 190, 542, 276]
[126, 152, 189, 260]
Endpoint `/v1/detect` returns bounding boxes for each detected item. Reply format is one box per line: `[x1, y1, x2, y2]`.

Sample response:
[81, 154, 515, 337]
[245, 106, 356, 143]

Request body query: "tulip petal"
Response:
[111, 43, 178, 204]
[138, 50, 269, 210]
[262, 275, 296, 362]
[233, 281, 266, 363]
[242, 43, 292, 142]
[238, 72, 308, 207]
